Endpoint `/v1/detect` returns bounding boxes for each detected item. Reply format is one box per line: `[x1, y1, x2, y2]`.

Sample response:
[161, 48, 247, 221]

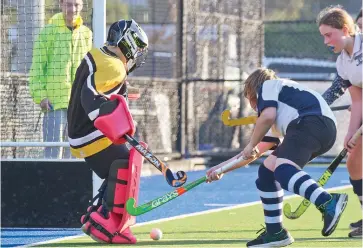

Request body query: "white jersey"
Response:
[336, 33, 362, 88]
[257, 79, 337, 137]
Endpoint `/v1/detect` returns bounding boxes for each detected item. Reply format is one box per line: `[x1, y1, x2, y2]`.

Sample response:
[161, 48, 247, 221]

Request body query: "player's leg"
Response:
[43, 110, 63, 158]
[81, 143, 143, 244]
[247, 155, 294, 247]
[347, 137, 362, 238]
[80, 144, 130, 224]
[60, 109, 72, 159]
[273, 116, 348, 237]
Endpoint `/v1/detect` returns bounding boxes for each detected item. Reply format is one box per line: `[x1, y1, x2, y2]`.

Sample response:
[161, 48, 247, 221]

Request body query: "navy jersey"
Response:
[257, 79, 337, 137]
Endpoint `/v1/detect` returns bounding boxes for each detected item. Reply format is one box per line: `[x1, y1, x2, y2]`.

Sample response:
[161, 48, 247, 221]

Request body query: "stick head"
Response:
[221, 110, 257, 126]
[164, 169, 187, 187]
[221, 110, 232, 125]
[283, 203, 300, 219]
[126, 197, 138, 216]
[172, 171, 188, 187]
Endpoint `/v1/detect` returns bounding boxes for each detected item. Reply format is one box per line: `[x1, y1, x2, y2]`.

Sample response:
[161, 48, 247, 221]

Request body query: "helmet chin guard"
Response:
[106, 19, 149, 73]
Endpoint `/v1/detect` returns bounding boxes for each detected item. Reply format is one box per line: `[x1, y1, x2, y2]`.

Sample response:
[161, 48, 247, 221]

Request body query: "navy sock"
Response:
[256, 164, 283, 234]
[350, 178, 362, 205]
[274, 164, 331, 207]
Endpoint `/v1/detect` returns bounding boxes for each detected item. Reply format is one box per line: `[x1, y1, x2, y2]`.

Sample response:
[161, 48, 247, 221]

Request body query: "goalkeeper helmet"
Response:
[106, 19, 148, 73]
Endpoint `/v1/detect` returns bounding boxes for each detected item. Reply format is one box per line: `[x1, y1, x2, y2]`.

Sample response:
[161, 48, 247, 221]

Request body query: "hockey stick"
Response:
[330, 105, 350, 111]
[34, 111, 42, 132]
[221, 105, 350, 127]
[283, 126, 362, 219]
[124, 134, 187, 188]
[221, 110, 257, 126]
[126, 149, 261, 216]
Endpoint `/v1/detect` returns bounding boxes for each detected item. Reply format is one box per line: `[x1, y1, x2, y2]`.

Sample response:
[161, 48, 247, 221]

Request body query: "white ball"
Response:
[150, 228, 162, 241]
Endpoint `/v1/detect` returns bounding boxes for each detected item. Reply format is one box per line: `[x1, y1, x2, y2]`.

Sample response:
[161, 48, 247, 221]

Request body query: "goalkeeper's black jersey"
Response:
[67, 46, 128, 158]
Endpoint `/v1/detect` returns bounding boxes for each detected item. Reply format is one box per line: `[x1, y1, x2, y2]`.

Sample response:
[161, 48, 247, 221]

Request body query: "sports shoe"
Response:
[318, 193, 348, 237]
[246, 227, 294, 247]
[349, 226, 362, 238]
[349, 219, 362, 231]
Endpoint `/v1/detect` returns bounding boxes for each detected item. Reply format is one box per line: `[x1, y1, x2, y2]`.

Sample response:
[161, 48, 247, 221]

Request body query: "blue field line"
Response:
[1, 166, 351, 247]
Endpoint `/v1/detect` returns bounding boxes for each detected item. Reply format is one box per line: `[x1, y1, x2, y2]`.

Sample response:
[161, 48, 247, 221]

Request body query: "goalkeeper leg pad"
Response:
[82, 144, 145, 243]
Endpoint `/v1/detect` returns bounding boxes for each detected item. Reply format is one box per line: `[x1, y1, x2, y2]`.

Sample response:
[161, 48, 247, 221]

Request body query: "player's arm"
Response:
[248, 80, 279, 148]
[80, 54, 127, 120]
[207, 127, 281, 178]
[81, 81, 108, 121]
[322, 74, 351, 105]
[248, 107, 276, 147]
[206, 138, 279, 182]
[81, 81, 134, 144]
[345, 85, 362, 151]
[81, 58, 133, 144]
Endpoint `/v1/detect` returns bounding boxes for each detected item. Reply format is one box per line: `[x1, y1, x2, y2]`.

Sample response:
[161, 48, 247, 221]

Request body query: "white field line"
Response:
[22, 185, 352, 247]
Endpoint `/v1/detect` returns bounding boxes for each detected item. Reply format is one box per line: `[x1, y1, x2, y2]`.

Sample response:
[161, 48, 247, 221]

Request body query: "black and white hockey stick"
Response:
[124, 134, 187, 188]
[330, 105, 350, 111]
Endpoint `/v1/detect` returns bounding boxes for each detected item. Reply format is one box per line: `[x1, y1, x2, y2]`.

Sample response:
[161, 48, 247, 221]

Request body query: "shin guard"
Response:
[83, 143, 146, 243]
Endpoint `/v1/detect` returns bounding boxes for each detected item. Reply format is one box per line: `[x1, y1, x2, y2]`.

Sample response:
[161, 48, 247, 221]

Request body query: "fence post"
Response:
[92, 0, 106, 198]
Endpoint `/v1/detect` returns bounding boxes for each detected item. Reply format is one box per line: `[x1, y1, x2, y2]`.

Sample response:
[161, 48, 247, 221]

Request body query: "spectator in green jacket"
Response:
[29, 0, 92, 158]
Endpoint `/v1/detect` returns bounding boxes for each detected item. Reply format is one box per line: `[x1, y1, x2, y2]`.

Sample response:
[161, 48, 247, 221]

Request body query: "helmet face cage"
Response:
[120, 28, 148, 73]
[107, 19, 148, 73]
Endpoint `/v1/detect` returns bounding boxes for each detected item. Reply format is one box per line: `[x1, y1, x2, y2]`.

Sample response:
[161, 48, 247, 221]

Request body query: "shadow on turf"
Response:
[296, 237, 358, 242]
[136, 230, 252, 235]
[134, 227, 347, 235]
[35, 237, 358, 247]
[36, 239, 250, 247]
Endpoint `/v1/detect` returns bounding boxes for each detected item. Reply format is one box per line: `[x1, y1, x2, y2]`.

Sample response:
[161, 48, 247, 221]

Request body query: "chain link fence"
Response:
[1, 0, 359, 159]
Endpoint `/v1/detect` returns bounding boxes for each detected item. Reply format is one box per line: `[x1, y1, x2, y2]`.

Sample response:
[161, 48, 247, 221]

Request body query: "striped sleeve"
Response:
[322, 75, 352, 105]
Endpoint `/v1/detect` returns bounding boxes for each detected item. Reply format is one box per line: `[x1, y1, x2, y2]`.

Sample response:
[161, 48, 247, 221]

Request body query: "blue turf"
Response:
[1, 166, 351, 247]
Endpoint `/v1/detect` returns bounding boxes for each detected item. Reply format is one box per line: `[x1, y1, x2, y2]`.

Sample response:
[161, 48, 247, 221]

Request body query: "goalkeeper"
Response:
[67, 19, 148, 244]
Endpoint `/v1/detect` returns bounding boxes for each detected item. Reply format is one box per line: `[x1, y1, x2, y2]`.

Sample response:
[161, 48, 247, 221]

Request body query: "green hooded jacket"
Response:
[29, 13, 92, 110]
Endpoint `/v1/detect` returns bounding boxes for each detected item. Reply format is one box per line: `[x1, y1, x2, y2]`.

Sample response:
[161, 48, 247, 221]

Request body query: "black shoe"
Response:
[246, 227, 294, 247]
[349, 226, 362, 238]
[318, 193, 348, 237]
[349, 219, 362, 231]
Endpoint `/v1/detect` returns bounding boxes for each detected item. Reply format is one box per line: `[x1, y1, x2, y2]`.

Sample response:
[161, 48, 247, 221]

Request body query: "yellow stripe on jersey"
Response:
[88, 48, 127, 94]
[70, 137, 113, 158]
